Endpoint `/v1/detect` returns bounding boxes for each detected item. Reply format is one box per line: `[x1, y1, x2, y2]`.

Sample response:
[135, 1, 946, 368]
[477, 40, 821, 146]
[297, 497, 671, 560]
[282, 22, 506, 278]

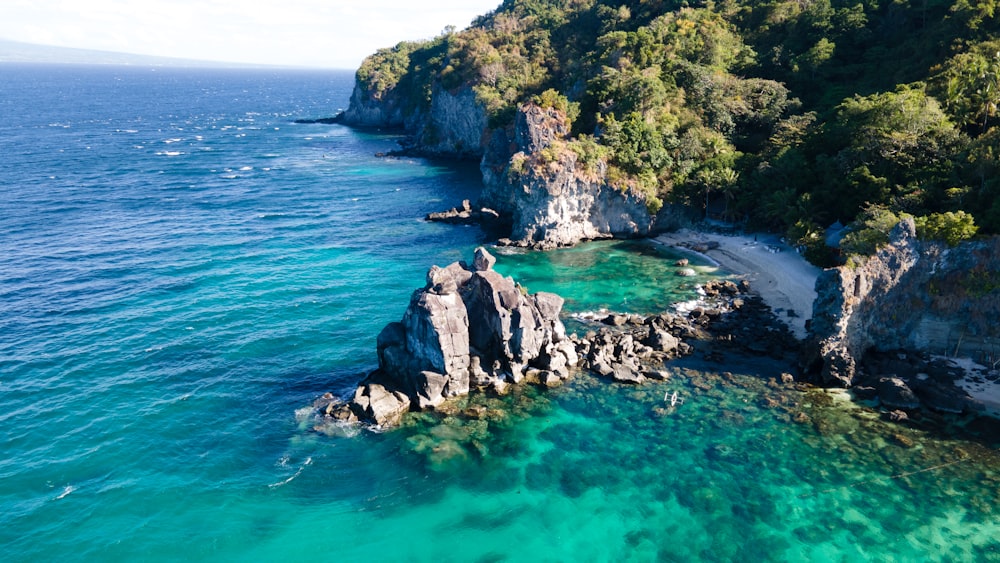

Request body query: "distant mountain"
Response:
[0, 38, 282, 68]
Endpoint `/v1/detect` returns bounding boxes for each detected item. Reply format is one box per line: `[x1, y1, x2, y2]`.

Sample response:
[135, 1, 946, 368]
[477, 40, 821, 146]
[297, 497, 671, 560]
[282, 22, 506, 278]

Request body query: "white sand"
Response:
[654, 229, 822, 339]
[942, 356, 1000, 416]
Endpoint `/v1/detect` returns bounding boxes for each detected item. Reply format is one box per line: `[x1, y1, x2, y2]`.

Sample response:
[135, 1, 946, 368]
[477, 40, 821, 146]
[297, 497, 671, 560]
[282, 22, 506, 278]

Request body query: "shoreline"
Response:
[653, 228, 822, 340]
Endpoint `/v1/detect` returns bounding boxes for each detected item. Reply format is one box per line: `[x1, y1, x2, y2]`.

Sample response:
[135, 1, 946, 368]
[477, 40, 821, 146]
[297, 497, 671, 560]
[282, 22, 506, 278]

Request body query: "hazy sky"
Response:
[0, 0, 502, 68]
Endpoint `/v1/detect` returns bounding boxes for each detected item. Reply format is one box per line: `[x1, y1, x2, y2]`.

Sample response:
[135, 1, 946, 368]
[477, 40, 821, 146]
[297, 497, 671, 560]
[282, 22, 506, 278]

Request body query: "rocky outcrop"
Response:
[808, 219, 1000, 388]
[482, 103, 656, 249]
[425, 199, 502, 227]
[327, 247, 575, 427]
[806, 218, 1000, 415]
[808, 219, 925, 387]
[312, 271, 791, 429]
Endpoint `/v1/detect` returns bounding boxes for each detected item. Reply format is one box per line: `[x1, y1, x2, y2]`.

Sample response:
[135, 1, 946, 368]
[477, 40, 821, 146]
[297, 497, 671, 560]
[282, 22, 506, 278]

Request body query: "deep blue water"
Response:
[1, 64, 998, 562]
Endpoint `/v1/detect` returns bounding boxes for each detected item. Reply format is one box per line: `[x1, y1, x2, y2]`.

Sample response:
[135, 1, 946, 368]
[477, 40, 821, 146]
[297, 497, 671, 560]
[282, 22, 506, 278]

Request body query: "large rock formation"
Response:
[481, 103, 656, 249]
[329, 247, 576, 427]
[808, 218, 1000, 395]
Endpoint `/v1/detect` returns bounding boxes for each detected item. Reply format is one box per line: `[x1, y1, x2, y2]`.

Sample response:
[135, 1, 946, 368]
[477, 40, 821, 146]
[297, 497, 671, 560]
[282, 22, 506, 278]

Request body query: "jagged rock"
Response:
[472, 246, 497, 272]
[413, 371, 449, 409]
[351, 381, 411, 427]
[646, 327, 679, 353]
[611, 365, 646, 384]
[602, 314, 629, 326]
[878, 377, 921, 411]
[335, 247, 567, 426]
[913, 380, 978, 414]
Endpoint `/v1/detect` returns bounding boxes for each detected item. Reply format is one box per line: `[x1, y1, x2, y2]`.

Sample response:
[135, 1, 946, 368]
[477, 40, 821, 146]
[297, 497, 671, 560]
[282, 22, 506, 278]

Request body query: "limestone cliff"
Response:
[481, 103, 656, 248]
[808, 218, 1000, 387]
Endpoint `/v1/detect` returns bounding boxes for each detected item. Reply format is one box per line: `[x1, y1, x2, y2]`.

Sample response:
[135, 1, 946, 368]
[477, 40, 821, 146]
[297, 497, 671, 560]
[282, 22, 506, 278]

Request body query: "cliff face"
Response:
[481, 103, 655, 248]
[419, 85, 488, 158]
[339, 82, 407, 128]
[338, 73, 658, 247]
[338, 80, 487, 158]
[809, 218, 1000, 387]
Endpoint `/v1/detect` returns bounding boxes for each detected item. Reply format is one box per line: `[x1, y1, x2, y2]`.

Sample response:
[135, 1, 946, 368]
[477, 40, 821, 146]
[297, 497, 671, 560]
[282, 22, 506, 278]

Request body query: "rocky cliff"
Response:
[808, 218, 1000, 392]
[338, 80, 487, 159]
[338, 81, 408, 128]
[481, 103, 656, 249]
[338, 76, 659, 248]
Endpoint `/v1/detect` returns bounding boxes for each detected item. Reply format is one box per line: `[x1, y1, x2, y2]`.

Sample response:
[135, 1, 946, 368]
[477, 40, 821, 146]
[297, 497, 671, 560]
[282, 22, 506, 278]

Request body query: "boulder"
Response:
[351, 381, 411, 427]
[472, 247, 497, 272]
[646, 327, 679, 353]
[877, 377, 920, 411]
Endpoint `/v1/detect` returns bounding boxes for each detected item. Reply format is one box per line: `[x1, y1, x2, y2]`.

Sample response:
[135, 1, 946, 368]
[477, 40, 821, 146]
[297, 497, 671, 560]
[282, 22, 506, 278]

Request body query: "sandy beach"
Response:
[654, 228, 822, 340]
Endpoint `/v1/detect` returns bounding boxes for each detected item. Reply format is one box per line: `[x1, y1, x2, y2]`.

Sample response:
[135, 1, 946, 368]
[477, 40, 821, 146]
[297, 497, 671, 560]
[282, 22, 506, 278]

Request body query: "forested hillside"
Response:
[352, 0, 1000, 262]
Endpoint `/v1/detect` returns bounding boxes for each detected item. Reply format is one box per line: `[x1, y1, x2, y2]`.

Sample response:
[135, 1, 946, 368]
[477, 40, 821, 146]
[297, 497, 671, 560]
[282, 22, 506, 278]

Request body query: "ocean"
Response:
[1, 64, 998, 561]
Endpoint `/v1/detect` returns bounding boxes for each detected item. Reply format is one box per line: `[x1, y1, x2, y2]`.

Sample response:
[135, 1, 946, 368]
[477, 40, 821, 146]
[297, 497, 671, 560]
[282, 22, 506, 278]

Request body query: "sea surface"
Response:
[1, 64, 998, 561]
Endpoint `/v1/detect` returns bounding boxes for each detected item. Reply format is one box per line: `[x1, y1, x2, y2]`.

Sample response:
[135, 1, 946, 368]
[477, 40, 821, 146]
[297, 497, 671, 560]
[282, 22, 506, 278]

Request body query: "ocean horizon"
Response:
[2, 64, 998, 561]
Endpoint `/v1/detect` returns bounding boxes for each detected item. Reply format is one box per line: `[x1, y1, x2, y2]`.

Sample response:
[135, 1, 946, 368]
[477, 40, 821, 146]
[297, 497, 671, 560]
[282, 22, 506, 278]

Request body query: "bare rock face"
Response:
[338, 82, 407, 128]
[334, 247, 572, 427]
[419, 85, 488, 158]
[808, 219, 923, 387]
[480, 103, 655, 249]
[808, 219, 1000, 396]
[515, 103, 570, 153]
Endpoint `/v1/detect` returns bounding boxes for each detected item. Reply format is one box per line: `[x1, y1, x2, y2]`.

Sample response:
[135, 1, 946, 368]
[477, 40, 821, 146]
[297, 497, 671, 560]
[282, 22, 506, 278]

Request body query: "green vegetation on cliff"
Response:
[353, 0, 1000, 250]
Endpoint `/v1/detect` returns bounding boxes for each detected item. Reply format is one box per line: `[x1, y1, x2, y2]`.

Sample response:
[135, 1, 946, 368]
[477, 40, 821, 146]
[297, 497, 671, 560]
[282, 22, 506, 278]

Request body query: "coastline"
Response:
[654, 228, 822, 340]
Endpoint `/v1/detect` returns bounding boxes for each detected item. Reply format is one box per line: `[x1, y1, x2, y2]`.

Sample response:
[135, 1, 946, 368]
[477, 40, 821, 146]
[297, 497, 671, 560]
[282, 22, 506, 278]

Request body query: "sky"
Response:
[0, 0, 503, 69]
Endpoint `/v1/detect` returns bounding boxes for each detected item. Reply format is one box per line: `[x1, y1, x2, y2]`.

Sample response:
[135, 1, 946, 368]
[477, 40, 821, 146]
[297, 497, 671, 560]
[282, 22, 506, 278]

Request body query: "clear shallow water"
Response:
[1, 64, 998, 561]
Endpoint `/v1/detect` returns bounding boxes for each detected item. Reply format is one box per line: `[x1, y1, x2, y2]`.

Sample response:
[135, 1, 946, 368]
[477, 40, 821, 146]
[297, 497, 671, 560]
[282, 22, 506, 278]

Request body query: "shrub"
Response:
[915, 211, 979, 246]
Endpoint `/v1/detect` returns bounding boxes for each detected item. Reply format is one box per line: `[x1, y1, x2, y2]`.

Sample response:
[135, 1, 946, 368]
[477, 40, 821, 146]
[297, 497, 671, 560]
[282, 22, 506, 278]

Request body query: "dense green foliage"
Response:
[355, 0, 1000, 249]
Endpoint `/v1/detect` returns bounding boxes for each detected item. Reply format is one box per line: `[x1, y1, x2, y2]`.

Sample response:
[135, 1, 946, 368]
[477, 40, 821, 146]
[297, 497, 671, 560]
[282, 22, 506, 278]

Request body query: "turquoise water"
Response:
[1, 64, 998, 561]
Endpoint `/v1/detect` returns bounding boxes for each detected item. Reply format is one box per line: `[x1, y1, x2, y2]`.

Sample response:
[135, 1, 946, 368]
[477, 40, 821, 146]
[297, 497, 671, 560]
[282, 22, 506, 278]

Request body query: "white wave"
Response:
[570, 310, 610, 322]
[55, 485, 75, 500]
[268, 457, 312, 489]
[163, 138, 183, 144]
[156, 151, 183, 157]
[239, 166, 252, 171]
